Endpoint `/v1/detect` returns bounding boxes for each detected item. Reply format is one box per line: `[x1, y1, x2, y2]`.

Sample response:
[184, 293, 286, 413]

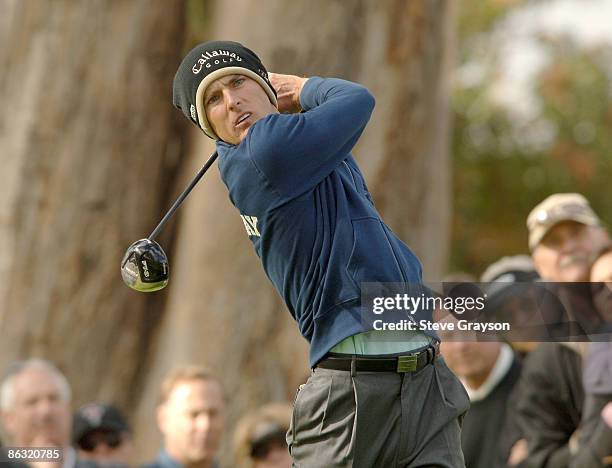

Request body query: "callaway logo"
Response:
[192, 50, 243, 74]
[240, 215, 260, 237]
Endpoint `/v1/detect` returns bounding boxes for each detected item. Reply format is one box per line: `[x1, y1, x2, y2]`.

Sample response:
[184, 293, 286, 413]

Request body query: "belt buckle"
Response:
[397, 354, 418, 373]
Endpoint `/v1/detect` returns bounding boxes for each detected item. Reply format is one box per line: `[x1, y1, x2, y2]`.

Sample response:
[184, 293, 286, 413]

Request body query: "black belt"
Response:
[316, 342, 440, 373]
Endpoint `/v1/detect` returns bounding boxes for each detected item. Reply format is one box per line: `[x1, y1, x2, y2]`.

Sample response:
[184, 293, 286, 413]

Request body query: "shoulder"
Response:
[521, 343, 582, 385]
[217, 138, 267, 188]
[243, 113, 307, 165]
[525, 343, 569, 362]
[216, 114, 291, 162]
[248, 113, 296, 147]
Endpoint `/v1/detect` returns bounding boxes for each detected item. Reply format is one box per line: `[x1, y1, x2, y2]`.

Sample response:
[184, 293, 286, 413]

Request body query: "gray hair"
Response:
[0, 359, 71, 412]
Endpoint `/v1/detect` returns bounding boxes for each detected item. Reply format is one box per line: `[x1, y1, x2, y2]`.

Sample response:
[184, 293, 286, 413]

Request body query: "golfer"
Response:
[173, 40, 468, 467]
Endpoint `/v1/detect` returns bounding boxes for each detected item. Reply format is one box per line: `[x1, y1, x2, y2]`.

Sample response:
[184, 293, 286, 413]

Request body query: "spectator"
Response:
[73, 403, 133, 467]
[0, 358, 94, 468]
[527, 193, 609, 282]
[233, 403, 292, 468]
[590, 243, 612, 323]
[440, 256, 530, 468]
[528, 193, 609, 333]
[142, 365, 225, 468]
[571, 342, 612, 467]
[567, 243, 612, 467]
[481, 255, 541, 354]
[510, 193, 609, 468]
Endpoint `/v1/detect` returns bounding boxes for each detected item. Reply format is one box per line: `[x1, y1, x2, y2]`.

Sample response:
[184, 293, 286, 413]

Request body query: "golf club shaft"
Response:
[148, 151, 218, 241]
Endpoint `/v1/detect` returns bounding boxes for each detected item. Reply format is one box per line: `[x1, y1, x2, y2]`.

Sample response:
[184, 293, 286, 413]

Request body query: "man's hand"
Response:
[507, 438, 528, 466]
[269, 73, 308, 114]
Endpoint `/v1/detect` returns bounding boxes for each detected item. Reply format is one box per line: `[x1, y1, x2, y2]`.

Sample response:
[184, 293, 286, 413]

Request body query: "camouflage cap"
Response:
[527, 193, 600, 250]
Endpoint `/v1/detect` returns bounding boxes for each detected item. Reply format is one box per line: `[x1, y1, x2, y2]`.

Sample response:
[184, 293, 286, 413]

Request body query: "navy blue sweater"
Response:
[217, 77, 435, 366]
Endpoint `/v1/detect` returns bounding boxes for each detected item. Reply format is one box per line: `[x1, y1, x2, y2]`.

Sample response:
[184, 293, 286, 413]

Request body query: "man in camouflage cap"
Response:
[527, 193, 608, 282]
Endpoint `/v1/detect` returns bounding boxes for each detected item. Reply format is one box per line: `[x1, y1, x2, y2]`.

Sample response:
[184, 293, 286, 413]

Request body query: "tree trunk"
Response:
[133, 0, 455, 465]
[0, 0, 185, 408]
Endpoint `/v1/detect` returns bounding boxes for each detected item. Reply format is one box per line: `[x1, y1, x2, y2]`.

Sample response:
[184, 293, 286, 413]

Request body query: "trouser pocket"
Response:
[287, 382, 307, 453]
[290, 369, 356, 468]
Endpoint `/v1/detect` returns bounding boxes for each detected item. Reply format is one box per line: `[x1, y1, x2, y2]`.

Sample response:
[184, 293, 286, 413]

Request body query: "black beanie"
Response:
[173, 40, 277, 140]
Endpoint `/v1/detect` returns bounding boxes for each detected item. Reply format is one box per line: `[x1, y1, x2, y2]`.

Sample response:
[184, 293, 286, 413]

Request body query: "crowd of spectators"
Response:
[0, 362, 290, 468]
[440, 193, 612, 467]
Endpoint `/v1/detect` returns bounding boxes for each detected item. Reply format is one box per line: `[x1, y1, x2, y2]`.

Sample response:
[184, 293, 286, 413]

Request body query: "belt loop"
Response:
[426, 346, 433, 364]
[351, 355, 356, 377]
[428, 342, 438, 364]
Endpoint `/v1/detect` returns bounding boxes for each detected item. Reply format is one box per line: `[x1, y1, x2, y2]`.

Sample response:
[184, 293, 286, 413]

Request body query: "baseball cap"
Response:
[173, 40, 278, 140]
[481, 254, 539, 283]
[526, 193, 601, 250]
[250, 421, 288, 459]
[73, 403, 130, 445]
[481, 254, 539, 300]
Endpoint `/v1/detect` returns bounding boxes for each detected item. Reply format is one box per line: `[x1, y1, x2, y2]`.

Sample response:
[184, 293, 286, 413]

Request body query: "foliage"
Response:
[457, 0, 526, 45]
[451, 3, 612, 275]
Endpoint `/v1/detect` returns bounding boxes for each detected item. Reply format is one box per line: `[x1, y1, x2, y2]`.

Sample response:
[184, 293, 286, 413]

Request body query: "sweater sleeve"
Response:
[247, 77, 375, 200]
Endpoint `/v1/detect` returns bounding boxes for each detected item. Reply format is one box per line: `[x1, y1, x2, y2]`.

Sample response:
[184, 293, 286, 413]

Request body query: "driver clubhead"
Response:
[121, 238, 169, 292]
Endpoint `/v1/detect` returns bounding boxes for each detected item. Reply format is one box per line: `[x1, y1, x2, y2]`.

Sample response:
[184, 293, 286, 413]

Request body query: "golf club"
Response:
[121, 151, 219, 292]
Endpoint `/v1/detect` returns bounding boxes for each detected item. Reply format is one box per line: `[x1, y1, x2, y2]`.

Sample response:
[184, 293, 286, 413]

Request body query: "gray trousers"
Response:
[287, 357, 469, 467]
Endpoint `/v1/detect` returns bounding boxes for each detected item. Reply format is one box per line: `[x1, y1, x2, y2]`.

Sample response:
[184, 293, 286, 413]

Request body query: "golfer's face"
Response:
[204, 74, 277, 145]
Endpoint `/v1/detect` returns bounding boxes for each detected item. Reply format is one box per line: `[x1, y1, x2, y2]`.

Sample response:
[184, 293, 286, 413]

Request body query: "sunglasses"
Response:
[79, 431, 123, 452]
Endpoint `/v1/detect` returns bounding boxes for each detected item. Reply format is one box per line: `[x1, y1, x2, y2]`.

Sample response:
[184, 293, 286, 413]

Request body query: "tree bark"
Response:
[133, 0, 455, 465]
[0, 0, 185, 408]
